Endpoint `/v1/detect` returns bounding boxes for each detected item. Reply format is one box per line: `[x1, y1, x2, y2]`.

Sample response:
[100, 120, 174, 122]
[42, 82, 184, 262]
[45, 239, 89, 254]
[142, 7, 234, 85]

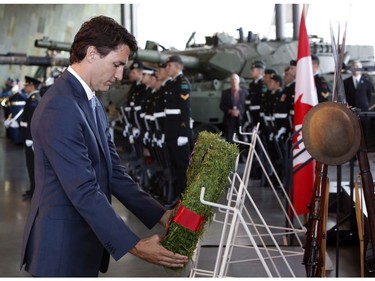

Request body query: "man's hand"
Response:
[160, 209, 173, 227]
[129, 235, 188, 267]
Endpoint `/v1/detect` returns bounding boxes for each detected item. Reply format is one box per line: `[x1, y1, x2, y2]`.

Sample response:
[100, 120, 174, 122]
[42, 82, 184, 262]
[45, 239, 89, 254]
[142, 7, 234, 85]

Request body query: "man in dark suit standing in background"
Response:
[20, 16, 187, 277]
[344, 60, 374, 143]
[344, 60, 373, 111]
[220, 73, 248, 143]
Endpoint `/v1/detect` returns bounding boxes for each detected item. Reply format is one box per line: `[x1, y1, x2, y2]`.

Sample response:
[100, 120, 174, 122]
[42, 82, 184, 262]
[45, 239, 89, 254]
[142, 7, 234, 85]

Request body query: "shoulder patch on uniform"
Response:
[181, 84, 189, 90]
[321, 91, 329, 98]
[180, 94, 190, 100]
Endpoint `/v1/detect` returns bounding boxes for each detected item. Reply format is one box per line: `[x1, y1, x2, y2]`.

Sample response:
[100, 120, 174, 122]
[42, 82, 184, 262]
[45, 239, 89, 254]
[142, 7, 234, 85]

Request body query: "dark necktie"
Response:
[354, 77, 360, 90]
[232, 89, 239, 106]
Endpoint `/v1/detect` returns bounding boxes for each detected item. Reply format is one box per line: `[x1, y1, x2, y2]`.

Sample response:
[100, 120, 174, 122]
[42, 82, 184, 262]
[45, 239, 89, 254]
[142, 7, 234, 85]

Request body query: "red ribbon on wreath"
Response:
[172, 204, 205, 232]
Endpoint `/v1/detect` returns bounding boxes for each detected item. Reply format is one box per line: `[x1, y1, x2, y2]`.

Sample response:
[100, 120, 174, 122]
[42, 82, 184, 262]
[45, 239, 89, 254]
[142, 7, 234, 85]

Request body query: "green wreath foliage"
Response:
[162, 131, 239, 269]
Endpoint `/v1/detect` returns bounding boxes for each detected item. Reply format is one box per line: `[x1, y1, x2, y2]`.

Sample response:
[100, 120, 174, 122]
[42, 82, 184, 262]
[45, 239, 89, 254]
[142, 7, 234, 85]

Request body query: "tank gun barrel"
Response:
[0, 53, 69, 66]
[34, 37, 71, 52]
[133, 49, 200, 68]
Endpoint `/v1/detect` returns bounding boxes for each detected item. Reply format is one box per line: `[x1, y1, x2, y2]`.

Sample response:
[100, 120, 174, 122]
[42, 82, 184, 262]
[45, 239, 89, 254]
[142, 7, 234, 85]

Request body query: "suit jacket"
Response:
[344, 75, 373, 111]
[20, 70, 165, 277]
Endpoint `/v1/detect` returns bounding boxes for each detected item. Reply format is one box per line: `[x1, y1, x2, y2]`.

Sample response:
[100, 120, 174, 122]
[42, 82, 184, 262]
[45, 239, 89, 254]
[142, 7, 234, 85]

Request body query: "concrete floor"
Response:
[0, 124, 371, 277]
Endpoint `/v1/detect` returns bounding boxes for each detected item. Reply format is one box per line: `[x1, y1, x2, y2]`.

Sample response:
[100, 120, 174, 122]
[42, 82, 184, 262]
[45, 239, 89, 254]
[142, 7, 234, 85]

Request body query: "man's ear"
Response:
[86, 46, 98, 63]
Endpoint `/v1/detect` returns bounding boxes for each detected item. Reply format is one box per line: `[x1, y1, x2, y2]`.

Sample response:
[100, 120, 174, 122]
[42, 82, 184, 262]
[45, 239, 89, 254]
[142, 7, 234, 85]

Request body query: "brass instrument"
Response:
[0, 96, 11, 107]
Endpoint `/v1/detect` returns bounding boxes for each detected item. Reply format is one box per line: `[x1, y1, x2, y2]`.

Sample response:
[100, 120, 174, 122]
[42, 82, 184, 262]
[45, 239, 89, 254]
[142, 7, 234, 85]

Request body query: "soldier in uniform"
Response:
[123, 60, 144, 148]
[260, 68, 277, 127]
[263, 73, 285, 187]
[312, 55, 331, 103]
[147, 62, 173, 201]
[281, 60, 296, 134]
[164, 55, 192, 208]
[20, 76, 42, 199]
[139, 66, 156, 145]
[1, 78, 15, 138]
[244, 60, 266, 130]
[4, 81, 27, 144]
[153, 62, 171, 147]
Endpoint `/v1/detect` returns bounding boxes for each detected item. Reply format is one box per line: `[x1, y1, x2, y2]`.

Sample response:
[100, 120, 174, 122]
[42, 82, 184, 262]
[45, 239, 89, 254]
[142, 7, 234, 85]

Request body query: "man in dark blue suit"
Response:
[344, 60, 373, 112]
[344, 60, 374, 145]
[20, 16, 187, 277]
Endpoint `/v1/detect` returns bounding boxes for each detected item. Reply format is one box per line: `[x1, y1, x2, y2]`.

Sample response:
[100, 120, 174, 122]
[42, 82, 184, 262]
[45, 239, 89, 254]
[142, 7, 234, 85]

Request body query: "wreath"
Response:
[162, 131, 238, 269]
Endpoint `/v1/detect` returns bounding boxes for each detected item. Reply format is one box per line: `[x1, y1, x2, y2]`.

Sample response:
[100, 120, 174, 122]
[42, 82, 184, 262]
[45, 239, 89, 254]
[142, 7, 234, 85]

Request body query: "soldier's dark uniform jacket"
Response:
[20, 90, 41, 142]
[164, 73, 192, 140]
[314, 74, 331, 103]
[263, 89, 282, 119]
[246, 77, 268, 128]
[138, 85, 152, 133]
[125, 81, 145, 130]
[273, 88, 290, 134]
[281, 80, 295, 132]
[152, 78, 171, 134]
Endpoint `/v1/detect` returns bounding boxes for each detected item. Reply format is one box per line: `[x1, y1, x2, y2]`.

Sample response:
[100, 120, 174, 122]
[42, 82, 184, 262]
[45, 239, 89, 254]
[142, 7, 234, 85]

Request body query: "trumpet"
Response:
[0, 96, 11, 107]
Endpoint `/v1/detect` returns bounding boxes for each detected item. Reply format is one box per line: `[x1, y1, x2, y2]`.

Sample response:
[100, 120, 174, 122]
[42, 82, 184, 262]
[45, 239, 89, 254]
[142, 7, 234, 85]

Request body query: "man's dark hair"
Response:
[70, 15, 138, 64]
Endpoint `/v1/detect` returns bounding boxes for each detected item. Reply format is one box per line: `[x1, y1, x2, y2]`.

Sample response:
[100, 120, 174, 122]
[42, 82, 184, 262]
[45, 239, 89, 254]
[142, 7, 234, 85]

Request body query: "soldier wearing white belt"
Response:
[20, 76, 41, 199]
[163, 55, 192, 208]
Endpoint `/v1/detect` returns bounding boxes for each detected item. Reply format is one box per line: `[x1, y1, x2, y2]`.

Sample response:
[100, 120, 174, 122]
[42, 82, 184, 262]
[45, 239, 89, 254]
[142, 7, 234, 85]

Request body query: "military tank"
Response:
[133, 30, 375, 134]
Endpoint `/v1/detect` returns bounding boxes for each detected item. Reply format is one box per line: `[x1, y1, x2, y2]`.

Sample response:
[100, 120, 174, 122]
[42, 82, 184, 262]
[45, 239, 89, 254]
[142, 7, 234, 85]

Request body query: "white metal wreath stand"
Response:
[189, 124, 306, 277]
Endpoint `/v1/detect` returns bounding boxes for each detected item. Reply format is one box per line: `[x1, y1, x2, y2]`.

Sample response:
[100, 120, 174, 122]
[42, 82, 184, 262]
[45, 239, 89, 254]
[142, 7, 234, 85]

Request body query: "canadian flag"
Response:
[292, 9, 319, 215]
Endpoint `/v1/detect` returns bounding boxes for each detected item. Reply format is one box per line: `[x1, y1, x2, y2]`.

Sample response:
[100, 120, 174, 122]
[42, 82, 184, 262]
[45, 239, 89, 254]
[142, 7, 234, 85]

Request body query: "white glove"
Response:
[177, 136, 188, 146]
[151, 134, 157, 146]
[4, 119, 11, 128]
[25, 139, 33, 147]
[190, 118, 194, 129]
[129, 135, 134, 144]
[123, 127, 129, 138]
[132, 127, 140, 138]
[268, 132, 274, 141]
[143, 132, 149, 145]
[275, 127, 287, 141]
[10, 120, 19, 128]
[157, 134, 165, 148]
